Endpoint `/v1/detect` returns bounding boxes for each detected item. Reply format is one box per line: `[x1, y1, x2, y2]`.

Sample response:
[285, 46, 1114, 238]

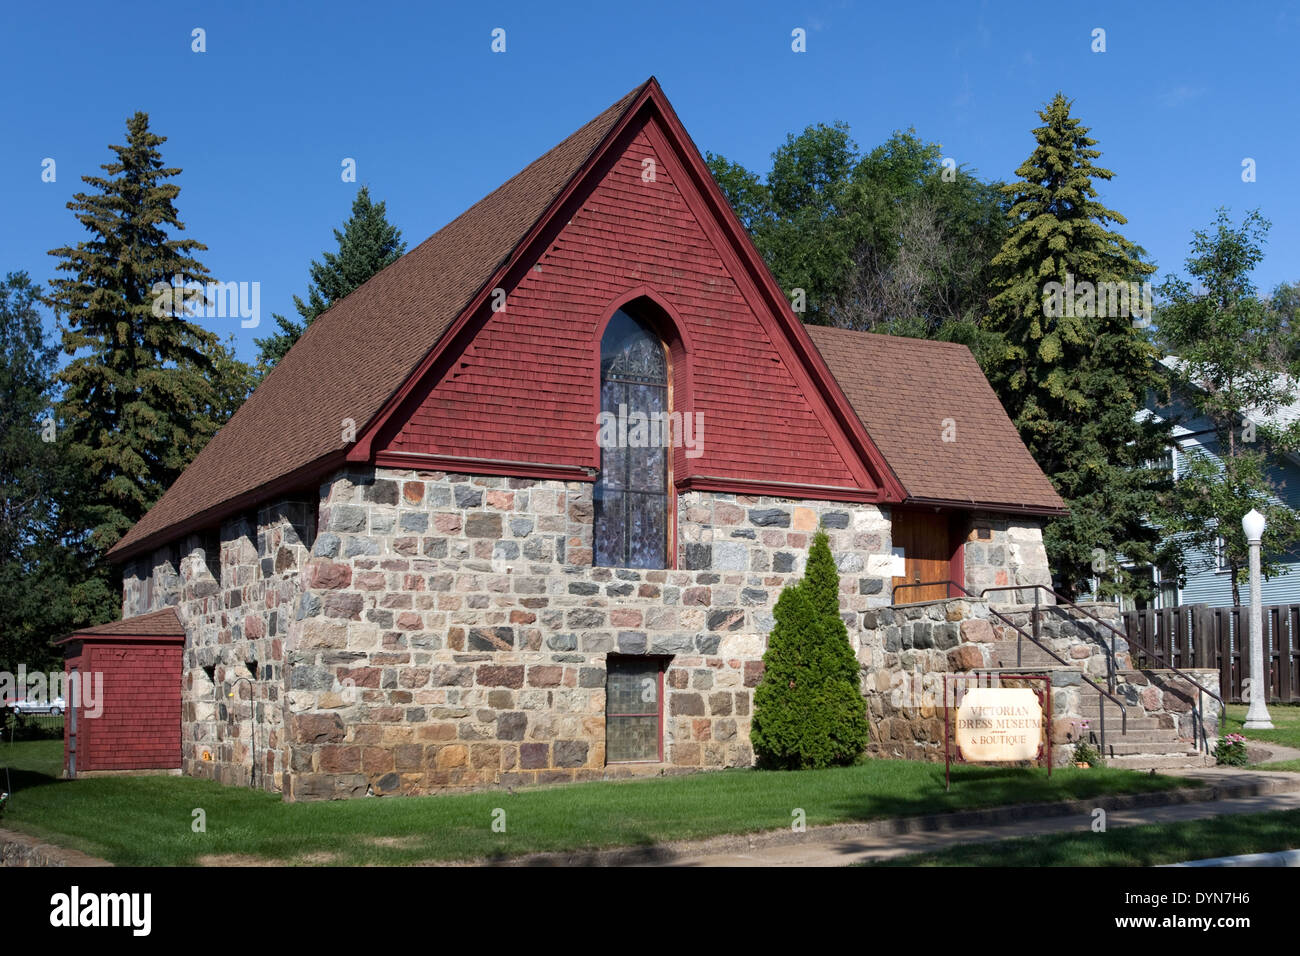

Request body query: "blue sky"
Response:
[3, 0, 1297, 365]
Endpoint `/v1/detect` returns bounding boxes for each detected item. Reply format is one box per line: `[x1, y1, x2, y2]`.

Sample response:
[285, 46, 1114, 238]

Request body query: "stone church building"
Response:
[106, 78, 1066, 799]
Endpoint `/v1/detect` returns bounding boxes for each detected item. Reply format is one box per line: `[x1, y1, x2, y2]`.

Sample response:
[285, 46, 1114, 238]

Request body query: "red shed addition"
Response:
[55, 607, 185, 777]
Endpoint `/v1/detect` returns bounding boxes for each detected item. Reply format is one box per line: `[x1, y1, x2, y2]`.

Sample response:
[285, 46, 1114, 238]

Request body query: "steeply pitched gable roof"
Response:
[805, 326, 1065, 513]
[110, 82, 651, 561]
[111, 79, 1062, 562]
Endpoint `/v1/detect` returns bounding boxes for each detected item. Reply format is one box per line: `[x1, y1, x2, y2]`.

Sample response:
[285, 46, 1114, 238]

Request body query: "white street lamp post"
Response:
[1242, 508, 1274, 729]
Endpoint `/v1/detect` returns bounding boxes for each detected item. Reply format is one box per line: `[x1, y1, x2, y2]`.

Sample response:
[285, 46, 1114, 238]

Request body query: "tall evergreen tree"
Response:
[255, 185, 406, 371]
[982, 93, 1175, 598]
[47, 111, 231, 557]
[0, 272, 114, 672]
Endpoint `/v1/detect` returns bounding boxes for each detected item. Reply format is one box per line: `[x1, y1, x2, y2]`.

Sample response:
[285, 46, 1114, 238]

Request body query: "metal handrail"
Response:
[891, 580, 964, 603]
[890, 579, 1128, 753]
[979, 583, 1222, 754]
[979, 584, 1122, 696]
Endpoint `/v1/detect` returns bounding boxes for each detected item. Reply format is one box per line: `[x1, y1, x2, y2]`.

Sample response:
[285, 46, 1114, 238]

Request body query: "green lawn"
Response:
[0, 740, 1198, 866]
[1250, 758, 1300, 772]
[875, 808, 1300, 866]
[1223, 702, 1300, 751]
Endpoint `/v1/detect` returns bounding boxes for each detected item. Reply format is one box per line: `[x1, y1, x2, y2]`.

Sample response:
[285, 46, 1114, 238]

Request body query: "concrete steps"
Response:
[1100, 739, 1206, 756]
[978, 659, 1212, 770]
[1104, 752, 1216, 770]
[1077, 696, 1211, 770]
[1075, 715, 1166, 731]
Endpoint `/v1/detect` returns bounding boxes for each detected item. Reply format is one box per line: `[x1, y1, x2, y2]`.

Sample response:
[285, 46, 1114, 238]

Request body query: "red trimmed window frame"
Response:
[604, 655, 667, 765]
[591, 290, 691, 573]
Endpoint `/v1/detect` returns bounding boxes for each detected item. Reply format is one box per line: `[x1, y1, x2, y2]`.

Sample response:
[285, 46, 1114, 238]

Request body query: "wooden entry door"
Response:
[891, 511, 953, 603]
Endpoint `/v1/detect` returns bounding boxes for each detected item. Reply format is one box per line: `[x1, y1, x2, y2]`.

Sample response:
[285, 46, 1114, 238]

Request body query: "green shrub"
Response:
[1214, 733, 1249, 767]
[1072, 740, 1102, 767]
[751, 529, 870, 769]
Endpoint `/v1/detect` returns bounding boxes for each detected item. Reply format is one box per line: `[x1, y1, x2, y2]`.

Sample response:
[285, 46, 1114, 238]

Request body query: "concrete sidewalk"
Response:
[669, 785, 1300, 866]
[488, 767, 1300, 867]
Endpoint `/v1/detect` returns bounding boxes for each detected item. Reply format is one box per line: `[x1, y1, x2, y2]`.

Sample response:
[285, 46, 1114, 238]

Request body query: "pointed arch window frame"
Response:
[589, 289, 695, 572]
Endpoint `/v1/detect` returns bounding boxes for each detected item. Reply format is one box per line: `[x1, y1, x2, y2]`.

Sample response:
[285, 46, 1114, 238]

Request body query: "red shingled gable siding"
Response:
[74, 643, 181, 772]
[382, 119, 861, 488]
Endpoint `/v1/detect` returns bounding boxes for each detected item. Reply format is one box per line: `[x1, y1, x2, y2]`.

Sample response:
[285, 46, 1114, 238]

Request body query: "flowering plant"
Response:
[1071, 719, 1102, 767]
[1214, 733, 1249, 767]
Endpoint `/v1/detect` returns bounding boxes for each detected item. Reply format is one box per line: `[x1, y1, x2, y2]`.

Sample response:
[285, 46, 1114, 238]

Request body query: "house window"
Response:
[1215, 535, 1229, 573]
[594, 309, 669, 569]
[1158, 569, 1178, 608]
[605, 656, 664, 763]
[1119, 564, 1179, 611]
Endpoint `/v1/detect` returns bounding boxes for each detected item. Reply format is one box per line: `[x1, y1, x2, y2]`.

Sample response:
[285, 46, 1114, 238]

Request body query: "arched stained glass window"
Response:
[594, 309, 669, 569]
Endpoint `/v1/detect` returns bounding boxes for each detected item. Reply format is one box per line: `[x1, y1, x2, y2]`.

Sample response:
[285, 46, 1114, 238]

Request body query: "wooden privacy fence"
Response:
[1121, 603, 1300, 703]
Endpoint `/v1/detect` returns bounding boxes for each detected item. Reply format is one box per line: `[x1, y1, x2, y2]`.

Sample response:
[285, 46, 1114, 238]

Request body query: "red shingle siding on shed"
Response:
[74, 643, 182, 771]
[383, 120, 861, 488]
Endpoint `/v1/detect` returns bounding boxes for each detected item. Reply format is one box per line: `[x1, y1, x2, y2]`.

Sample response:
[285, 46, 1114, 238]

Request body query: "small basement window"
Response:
[605, 656, 665, 763]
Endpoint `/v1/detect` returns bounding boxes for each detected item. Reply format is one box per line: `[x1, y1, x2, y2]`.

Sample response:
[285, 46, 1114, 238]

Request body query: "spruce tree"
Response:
[982, 93, 1175, 599]
[0, 271, 115, 670]
[255, 185, 406, 371]
[47, 111, 227, 556]
[751, 529, 870, 769]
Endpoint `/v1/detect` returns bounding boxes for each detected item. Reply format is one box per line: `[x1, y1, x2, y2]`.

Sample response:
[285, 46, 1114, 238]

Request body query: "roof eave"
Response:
[106, 449, 349, 563]
[902, 495, 1068, 517]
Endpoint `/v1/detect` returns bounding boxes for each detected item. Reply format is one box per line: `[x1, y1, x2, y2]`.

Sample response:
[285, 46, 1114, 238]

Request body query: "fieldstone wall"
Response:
[995, 602, 1132, 674]
[281, 467, 896, 799]
[860, 597, 1220, 765]
[1116, 669, 1222, 743]
[959, 512, 1053, 605]
[118, 467, 1064, 800]
[121, 499, 314, 792]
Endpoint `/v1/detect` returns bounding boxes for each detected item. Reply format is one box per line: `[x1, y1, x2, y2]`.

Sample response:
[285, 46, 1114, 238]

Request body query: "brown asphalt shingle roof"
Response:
[54, 607, 186, 643]
[111, 80, 1063, 561]
[109, 81, 651, 561]
[805, 326, 1065, 513]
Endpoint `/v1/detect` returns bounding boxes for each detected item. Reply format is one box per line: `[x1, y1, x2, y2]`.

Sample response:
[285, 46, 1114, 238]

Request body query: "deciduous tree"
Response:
[1157, 209, 1300, 604]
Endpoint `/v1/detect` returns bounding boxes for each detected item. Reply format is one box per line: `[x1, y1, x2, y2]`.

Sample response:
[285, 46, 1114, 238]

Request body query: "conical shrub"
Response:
[751, 529, 870, 769]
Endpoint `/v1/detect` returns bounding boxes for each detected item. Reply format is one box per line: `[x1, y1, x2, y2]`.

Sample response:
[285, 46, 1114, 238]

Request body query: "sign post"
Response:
[944, 674, 1051, 791]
